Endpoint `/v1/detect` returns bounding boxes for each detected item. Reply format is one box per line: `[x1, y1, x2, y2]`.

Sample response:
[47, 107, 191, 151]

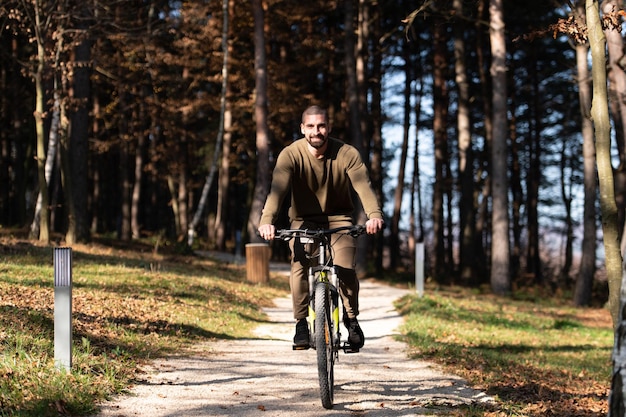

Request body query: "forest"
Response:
[1, 0, 624, 311]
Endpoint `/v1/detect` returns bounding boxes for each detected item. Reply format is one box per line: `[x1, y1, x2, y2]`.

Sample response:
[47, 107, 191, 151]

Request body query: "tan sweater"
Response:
[260, 137, 383, 225]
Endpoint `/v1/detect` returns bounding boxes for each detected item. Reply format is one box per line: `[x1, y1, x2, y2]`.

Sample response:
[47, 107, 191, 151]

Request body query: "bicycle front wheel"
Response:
[314, 281, 334, 409]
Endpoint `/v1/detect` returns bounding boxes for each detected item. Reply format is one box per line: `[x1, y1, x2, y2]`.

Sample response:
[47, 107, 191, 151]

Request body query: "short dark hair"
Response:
[302, 105, 328, 123]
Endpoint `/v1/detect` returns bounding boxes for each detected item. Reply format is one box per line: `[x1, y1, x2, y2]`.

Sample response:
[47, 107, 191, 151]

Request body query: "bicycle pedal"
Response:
[292, 343, 310, 350]
[342, 343, 360, 353]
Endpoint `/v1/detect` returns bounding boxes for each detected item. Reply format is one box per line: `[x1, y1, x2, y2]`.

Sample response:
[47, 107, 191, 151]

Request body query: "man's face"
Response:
[301, 114, 330, 149]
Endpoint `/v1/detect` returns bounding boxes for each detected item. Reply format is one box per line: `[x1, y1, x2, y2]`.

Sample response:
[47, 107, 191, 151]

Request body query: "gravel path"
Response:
[93, 267, 490, 416]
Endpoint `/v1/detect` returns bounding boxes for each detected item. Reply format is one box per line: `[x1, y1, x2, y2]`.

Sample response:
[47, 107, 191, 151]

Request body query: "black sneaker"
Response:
[345, 317, 364, 349]
[293, 319, 309, 347]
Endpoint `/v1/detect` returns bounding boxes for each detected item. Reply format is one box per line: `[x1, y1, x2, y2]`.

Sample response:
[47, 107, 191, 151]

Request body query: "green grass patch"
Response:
[0, 239, 287, 416]
[1, 237, 613, 417]
[397, 287, 612, 417]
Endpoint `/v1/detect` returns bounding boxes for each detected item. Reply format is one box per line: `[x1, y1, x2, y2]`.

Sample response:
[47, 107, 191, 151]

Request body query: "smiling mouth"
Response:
[308, 136, 326, 149]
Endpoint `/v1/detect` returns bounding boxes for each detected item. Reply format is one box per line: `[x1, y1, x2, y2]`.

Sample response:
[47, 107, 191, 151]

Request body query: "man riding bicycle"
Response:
[258, 105, 384, 350]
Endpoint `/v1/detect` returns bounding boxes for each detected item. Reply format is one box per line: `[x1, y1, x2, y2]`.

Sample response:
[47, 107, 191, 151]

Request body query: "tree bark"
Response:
[525, 59, 542, 285]
[559, 140, 574, 288]
[247, 0, 271, 243]
[115, 19, 131, 241]
[586, 0, 622, 325]
[509, 89, 522, 283]
[187, 0, 230, 246]
[131, 132, 145, 240]
[574, 2, 597, 306]
[213, 0, 234, 252]
[369, 1, 385, 274]
[432, 14, 450, 281]
[344, 0, 370, 275]
[214, 105, 232, 251]
[131, 2, 158, 241]
[177, 153, 189, 237]
[389, 39, 411, 271]
[344, 0, 361, 153]
[119, 138, 132, 241]
[33, 1, 50, 243]
[30, 21, 65, 240]
[601, 0, 626, 257]
[489, 0, 511, 295]
[453, 0, 476, 283]
[411, 76, 425, 248]
[357, 0, 369, 155]
[610, 258, 626, 416]
[67, 17, 91, 244]
[474, 0, 491, 284]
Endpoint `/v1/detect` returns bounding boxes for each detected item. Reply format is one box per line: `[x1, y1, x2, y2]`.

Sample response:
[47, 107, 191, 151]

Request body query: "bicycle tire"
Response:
[314, 281, 334, 409]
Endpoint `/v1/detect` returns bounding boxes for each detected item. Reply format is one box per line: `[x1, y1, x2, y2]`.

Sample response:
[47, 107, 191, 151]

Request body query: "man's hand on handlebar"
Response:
[365, 218, 384, 235]
[258, 224, 276, 241]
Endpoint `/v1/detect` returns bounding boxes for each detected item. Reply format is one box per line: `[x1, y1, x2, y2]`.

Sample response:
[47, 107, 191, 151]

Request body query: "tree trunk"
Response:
[3, 37, 28, 226]
[90, 87, 101, 234]
[247, 0, 271, 243]
[525, 58, 542, 285]
[412, 76, 425, 247]
[187, 0, 231, 247]
[115, 32, 131, 241]
[369, 1, 385, 274]
[33, 3, 49, 243]
[31, 89, 59, 240]
[213, 0, 234, 251]
[344, 0, 361, 149]
[389, 40, 411, 271]
[119, 138, 132, 241]
[344, 0, 369, 275]
[432, 15, 449, 281]
[602, 0, 626, 257]
[67, 20, 91, 244]
[131, 132, 145, 240]
[586, 0, 622, 326]
[214, 105, 232, 251]
[574, 2, 597, 306]
[454, 0, 475, 283]
[167, 175, 180, 235]
[610, 258, 626, 415]
[509, 90, 522, 283]
[489, 0, 511, 295]
[59, 98, 74, 244]
[559, 140, 574, 288]
[30, 24, 65, 240]
[177, 157, 189, 237]
[357, 0, 369, 155]
[474, 0, 492, 284]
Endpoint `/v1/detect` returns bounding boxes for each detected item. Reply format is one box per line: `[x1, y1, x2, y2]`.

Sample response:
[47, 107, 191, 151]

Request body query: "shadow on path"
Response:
[93, 262, 491, 417]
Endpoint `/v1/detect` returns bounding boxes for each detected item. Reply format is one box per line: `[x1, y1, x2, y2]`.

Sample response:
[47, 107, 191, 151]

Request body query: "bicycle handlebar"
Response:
[274, 225, 367, 241]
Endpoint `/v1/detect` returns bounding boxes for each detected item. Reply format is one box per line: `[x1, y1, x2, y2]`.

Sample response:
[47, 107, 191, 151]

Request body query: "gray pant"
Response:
[288, 220, 359, 320]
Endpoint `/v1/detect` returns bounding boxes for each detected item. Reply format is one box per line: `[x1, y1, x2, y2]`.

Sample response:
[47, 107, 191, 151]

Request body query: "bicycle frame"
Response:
[275, 225, 366, 352]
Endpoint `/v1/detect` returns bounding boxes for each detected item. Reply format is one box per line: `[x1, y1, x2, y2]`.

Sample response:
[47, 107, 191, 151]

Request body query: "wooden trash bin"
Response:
[245, 243, 270, 284]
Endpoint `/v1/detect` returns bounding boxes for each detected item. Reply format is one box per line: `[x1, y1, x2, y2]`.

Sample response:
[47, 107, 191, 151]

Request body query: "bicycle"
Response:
[274, 224, 367, 409]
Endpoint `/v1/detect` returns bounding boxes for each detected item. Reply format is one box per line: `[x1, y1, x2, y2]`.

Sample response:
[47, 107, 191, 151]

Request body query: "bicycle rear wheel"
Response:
[314, 281, 334, 409]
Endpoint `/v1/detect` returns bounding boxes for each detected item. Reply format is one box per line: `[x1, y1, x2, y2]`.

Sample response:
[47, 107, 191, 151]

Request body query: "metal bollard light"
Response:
[54, 247, 73, 371]
[415, 242, 424, 298]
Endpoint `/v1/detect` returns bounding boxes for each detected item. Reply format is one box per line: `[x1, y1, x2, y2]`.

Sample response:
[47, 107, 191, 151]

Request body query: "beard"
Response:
[306, 134, 327, 149]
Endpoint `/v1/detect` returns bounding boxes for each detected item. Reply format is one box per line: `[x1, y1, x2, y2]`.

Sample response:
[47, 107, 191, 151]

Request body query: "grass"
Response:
[396, 285, 612, 416]
[0, 236, 287, 416]
[0, 234, 614, 416]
